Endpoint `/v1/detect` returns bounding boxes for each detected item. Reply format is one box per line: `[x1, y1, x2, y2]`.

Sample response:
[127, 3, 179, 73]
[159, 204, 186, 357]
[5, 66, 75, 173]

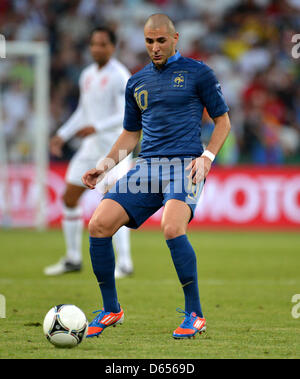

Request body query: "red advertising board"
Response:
[0, 163, 299, 229]
[174, 165, 300, 230]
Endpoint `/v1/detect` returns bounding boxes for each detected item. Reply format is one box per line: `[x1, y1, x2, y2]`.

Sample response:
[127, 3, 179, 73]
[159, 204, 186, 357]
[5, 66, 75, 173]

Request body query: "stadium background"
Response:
[0, 0, 299, 228]
[0, 0, 300, 361]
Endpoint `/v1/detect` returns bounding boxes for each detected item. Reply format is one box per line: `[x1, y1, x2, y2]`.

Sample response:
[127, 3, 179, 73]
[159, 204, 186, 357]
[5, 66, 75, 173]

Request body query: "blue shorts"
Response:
[104, 157, 204, 229]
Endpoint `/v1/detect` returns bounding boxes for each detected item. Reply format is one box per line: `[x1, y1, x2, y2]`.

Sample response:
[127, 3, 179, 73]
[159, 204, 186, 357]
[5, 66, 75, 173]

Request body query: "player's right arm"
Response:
[82, 129, 141, 189]
[50, 71, 88, 157]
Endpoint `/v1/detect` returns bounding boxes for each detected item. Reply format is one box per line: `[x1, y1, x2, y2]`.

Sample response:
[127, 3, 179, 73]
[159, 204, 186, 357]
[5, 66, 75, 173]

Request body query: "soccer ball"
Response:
[43, 304, 88, 348]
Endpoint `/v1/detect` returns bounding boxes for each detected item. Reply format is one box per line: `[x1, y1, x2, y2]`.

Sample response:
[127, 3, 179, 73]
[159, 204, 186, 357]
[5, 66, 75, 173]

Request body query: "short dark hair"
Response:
[90, 26, 117, 46]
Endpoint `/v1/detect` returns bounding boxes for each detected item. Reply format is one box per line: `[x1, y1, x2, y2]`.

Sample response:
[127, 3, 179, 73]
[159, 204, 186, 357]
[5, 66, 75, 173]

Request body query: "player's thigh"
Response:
[161, 199, 192, 240]
[88, 199, 130, 237]
[63, 183, 86, 208]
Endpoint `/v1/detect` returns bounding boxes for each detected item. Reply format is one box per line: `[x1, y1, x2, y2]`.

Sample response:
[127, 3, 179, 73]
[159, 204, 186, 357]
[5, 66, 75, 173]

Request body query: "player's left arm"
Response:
[187, 112, 231, 184]
[187, 64, 231, 184]
[206, 112, 231, 157]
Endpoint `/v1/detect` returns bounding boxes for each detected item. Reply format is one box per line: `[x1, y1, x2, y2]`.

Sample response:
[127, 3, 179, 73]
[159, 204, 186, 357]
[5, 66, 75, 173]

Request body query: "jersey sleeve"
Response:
[196, 64, 229, 119]
[123, 80, 142, 131]
[93, 70, 129, 132]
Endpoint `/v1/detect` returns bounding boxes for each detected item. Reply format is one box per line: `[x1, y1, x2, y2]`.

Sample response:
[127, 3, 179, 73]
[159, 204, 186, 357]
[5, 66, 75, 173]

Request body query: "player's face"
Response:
[90, 31, 115, 67]
[144, 25, 179, 68]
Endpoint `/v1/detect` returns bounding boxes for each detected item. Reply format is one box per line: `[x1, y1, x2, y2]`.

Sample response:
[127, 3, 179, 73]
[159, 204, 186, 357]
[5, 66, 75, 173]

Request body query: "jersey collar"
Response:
[166, 50, 181, 65]
[152, 51, 181, 70]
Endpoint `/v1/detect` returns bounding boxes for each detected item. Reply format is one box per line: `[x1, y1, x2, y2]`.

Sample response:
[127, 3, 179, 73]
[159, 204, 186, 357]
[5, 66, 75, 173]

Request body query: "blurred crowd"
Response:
[0, 0, 299, 164]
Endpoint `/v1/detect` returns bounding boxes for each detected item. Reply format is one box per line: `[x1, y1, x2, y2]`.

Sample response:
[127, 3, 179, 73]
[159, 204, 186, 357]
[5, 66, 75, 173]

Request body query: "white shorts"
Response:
[66, 153, 132, 195]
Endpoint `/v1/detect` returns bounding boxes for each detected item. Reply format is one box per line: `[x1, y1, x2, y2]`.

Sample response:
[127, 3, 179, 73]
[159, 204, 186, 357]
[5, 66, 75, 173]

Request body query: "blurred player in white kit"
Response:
[44, 26, 134, 278]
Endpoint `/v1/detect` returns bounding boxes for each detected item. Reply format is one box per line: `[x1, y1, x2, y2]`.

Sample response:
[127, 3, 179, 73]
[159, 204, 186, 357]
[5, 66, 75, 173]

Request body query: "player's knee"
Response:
[62, 192, 78, 208]
[162, 223, 185, 240]
[88, 215, 114, 238]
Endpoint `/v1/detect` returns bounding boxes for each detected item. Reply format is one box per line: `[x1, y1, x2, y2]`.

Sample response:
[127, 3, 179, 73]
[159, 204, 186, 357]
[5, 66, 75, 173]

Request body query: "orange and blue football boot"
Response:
[173, 308, 206, 339]
[86, 308, 124, 338]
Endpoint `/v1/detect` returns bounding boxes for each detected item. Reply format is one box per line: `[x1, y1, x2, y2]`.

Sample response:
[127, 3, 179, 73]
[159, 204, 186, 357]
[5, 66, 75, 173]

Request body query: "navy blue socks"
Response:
[89, 234, 202, 317]
[166, 234, 203, 317]
[89, 236, 120, 313]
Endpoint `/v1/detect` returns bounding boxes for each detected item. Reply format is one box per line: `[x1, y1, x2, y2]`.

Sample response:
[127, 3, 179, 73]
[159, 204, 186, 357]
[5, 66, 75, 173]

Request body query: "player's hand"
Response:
[186, 156, 212, 184]
[75, 126, 96, 138]
[82, 158, 115, 189]
[82, 168, 105, 189]
[50, 135, 64, 157]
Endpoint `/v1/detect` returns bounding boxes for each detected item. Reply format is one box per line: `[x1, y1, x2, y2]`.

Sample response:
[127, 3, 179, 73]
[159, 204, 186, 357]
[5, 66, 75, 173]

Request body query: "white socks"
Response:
[113, 226, 133, 271]
[62, 206, 133, 270]
[62, 205, 83, 264]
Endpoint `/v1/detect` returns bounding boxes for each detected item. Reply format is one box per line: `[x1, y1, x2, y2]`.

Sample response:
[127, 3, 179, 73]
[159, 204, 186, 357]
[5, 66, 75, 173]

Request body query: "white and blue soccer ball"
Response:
[43, 304, 88, 348]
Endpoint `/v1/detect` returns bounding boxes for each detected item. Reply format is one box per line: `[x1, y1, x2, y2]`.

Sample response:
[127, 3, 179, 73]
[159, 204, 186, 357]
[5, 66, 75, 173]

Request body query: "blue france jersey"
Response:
[123, 51, 229, 157]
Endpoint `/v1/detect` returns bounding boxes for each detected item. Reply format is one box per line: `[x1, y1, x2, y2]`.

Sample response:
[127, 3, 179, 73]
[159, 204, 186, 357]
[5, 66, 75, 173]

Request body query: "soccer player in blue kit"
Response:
[82, 14, 231, 339]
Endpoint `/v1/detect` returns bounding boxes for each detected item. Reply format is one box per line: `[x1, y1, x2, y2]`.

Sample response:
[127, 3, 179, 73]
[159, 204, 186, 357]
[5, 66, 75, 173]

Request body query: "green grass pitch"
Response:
[0, 228, 299, 359]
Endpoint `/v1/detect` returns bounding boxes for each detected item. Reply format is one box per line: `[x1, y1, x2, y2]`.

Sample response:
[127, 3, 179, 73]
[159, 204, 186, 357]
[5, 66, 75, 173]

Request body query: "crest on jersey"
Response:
[100, 76, 108, 87]
[172, 73, 187, 88]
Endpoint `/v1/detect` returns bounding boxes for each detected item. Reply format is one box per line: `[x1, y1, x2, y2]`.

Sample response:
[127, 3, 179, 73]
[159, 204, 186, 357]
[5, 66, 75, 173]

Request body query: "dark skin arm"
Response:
[50, 126, 96, 157]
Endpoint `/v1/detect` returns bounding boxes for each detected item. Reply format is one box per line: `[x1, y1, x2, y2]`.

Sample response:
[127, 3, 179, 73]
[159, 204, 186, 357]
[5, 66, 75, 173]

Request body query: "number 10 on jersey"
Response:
[134, 88, 148, 111]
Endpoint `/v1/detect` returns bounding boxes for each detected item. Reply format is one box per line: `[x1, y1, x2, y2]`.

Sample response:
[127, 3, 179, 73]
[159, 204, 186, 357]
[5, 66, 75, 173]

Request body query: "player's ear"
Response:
[173, 32, 179, 45]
